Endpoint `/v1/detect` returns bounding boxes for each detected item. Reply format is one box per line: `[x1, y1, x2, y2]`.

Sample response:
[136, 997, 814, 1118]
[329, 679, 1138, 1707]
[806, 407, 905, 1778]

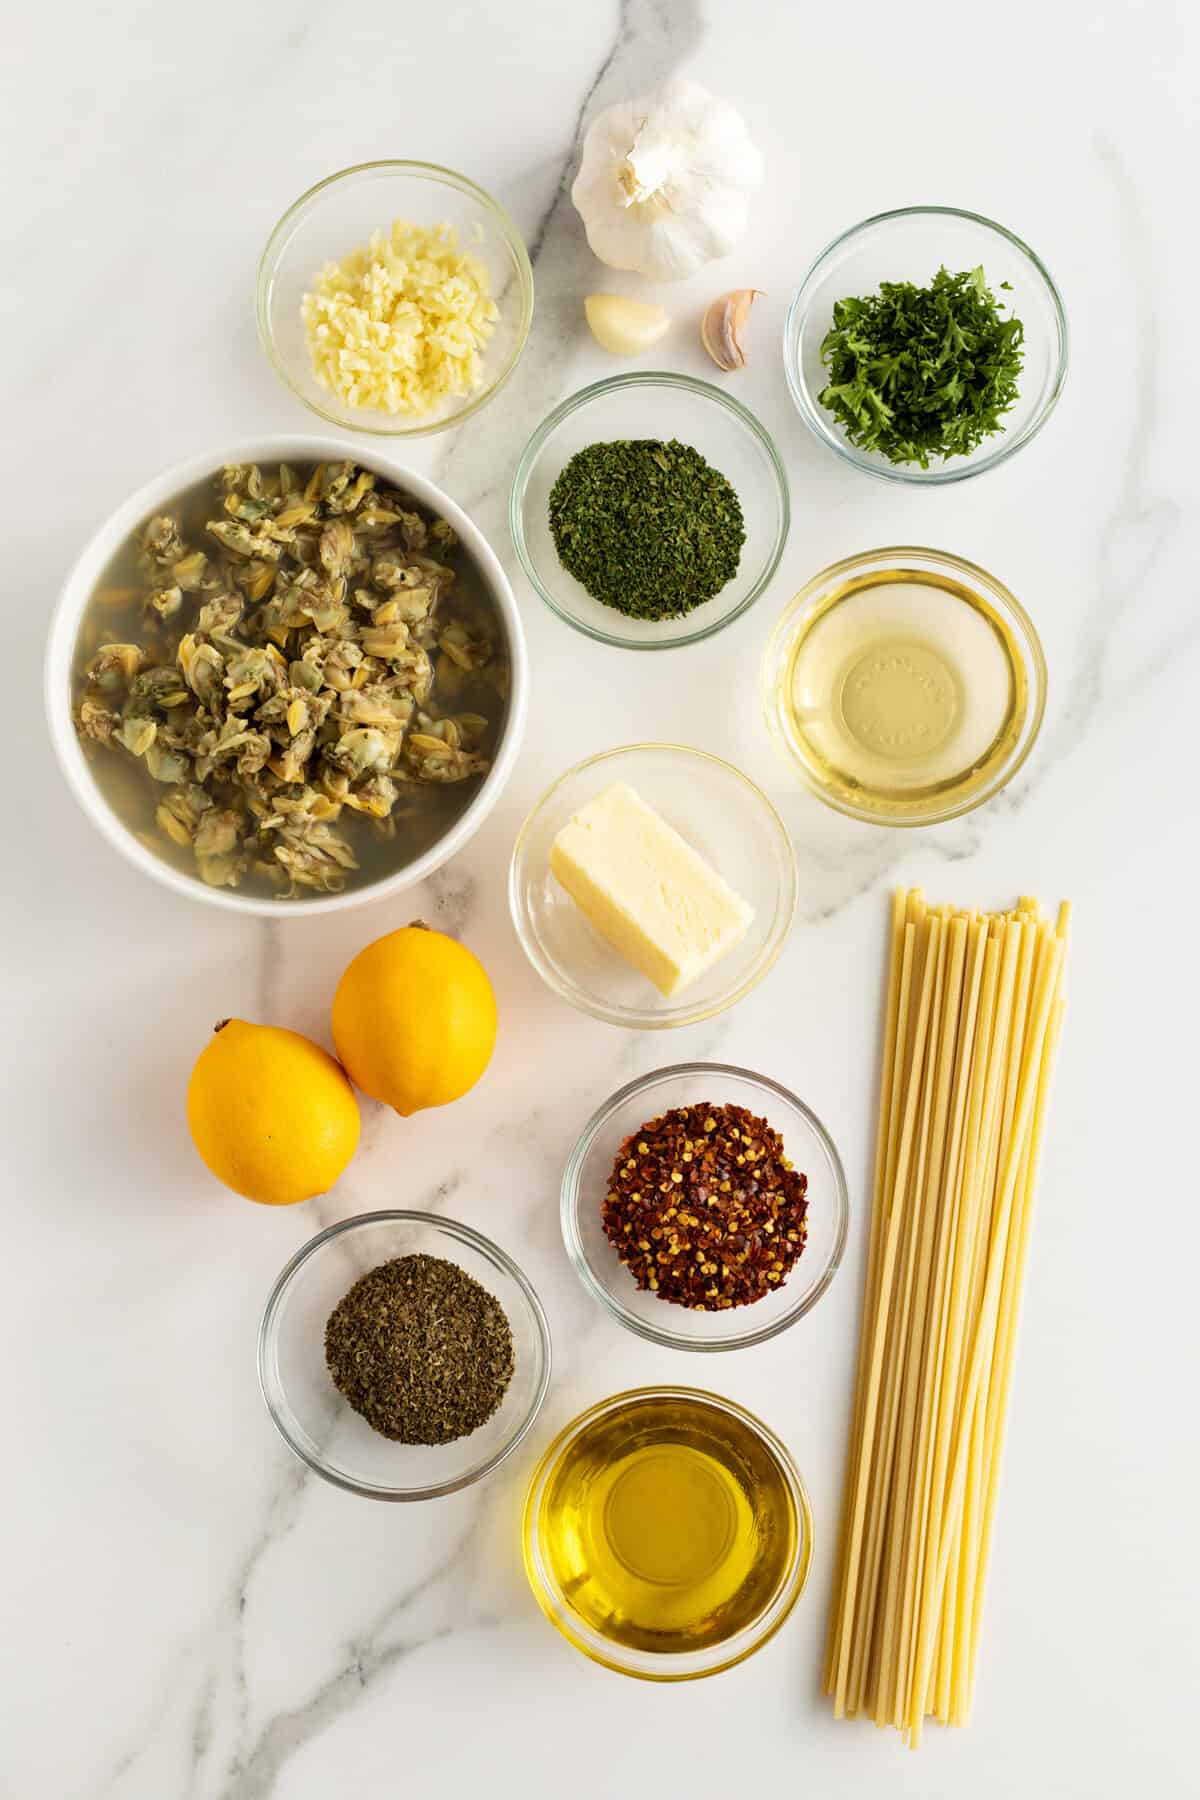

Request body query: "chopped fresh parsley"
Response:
[817, 266, 1024, 468]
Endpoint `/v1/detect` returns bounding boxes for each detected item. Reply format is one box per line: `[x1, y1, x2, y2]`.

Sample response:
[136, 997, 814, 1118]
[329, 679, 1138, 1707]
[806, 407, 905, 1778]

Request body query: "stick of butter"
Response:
[549, 782, 755, 997]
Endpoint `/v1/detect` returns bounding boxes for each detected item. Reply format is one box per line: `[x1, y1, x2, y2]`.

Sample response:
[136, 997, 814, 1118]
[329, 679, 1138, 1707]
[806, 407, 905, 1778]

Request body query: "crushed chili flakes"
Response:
[602, 1102, 809, 1310]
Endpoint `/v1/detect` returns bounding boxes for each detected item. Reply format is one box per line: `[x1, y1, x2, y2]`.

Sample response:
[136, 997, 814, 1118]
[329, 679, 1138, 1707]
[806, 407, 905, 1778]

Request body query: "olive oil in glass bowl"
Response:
[762, 547, 1046, 827]
[523, 1387, 812, 1680]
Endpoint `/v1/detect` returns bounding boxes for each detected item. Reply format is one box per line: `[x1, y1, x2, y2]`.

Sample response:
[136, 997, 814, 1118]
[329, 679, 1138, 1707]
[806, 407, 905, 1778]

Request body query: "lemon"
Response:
[332, 923, 497, 1117]
[187, 1019, 360, 1206]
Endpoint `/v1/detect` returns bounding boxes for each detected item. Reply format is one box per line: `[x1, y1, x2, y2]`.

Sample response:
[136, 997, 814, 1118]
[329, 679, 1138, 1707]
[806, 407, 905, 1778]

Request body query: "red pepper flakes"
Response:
[602, 1102, 809, 1310]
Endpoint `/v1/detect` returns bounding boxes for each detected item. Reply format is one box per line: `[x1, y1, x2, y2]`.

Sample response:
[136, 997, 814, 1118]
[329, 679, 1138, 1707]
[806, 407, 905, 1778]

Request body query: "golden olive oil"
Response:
[530, 1390, 799, 1655]
[777, 567, 1028, 819]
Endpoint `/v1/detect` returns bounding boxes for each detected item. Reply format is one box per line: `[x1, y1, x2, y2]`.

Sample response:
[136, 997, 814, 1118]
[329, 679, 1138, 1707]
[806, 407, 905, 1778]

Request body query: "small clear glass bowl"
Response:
[257, 160, 534, 437]
[509, 372, 789, 649]
[761, 544, 1047, 827]
[258, 1211, 551, 1500]
[509, 745, 798, 1030]
[784, 205, 1068, 484]
[523, 1386, 813, 1680]
[561, 1063, 849, 1351]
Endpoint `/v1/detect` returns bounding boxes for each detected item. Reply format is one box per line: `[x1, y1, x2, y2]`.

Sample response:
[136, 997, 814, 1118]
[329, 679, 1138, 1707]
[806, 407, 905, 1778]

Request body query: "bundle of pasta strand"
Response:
[823, 888, 1068, 1745]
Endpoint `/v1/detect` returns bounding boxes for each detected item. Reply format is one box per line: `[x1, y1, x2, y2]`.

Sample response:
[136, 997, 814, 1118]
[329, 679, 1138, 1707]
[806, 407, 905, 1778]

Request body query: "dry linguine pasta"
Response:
[824, 888, 1068, 1743]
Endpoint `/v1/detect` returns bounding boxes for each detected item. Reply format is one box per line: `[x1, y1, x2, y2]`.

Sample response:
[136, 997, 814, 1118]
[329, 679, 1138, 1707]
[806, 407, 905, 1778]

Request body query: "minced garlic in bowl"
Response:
[302, 219, 500, 417]
[258, 161, 533, 438]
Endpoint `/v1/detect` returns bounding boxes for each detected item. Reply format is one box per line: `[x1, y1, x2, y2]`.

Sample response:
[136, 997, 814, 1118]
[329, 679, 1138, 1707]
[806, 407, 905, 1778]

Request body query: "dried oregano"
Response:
[324, 1253, 513, 1443]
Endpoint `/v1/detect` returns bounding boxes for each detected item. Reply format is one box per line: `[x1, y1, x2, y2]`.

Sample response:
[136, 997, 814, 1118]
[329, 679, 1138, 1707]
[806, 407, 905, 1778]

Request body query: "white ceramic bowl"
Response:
[45, 435, 528, 917]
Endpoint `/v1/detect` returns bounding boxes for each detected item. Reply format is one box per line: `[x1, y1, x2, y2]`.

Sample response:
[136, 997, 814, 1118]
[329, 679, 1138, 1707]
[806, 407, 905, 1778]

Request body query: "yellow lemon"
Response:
[332, 923, 497, 1117]
[187, 1019, 360, 1205]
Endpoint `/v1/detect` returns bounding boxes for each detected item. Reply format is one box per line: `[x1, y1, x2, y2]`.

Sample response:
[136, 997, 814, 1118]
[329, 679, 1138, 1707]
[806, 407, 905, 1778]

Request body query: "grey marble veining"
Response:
[7, 1, 1199, 1796]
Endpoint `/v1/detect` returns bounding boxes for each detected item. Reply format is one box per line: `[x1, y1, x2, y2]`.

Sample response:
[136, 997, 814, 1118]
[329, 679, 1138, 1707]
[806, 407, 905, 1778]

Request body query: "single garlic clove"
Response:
[584, 294, 672, 356]
[700, 288, 763, 371]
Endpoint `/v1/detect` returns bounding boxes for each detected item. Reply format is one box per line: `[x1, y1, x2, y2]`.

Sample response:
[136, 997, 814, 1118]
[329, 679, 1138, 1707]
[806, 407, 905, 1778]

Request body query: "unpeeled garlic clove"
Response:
[700, 288, 762, 371]
[584, 293, 672, 356]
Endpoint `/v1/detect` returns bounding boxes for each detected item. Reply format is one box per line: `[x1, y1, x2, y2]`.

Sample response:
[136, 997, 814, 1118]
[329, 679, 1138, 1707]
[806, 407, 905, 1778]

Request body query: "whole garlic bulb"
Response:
[571, 77, 764, 283]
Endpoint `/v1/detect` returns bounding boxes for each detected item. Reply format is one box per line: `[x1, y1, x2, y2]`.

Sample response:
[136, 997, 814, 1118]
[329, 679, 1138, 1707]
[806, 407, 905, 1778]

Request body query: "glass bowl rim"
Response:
[257, 1207, 553, 1501]
[508, 743, 800, 1029]
[256, 158, 536, 439]
[560, 1060, 849, 1350]
[522, 1382, 814, 1680]
[760, 542, 1049, 827]
[783, 202, 1070, 486]
[508, 369, 791, 649]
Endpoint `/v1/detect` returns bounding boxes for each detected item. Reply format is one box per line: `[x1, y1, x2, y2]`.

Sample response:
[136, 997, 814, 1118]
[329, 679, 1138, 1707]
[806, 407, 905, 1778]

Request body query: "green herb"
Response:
[547, 438, 745, 621]
[324, 1253, 514, 1444]
[817, 266, 1024, 468]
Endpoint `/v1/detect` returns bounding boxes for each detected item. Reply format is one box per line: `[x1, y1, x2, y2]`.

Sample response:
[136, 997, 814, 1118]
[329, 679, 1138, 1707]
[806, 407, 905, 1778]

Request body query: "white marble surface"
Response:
[7, 2, 1199, 1794]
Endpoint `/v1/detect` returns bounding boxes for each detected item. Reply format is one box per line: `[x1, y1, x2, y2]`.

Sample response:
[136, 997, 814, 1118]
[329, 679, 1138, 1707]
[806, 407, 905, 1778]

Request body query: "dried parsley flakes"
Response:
[818, 266, 1025, 468]
[324, 1253, 514, 1443]
[547, 438, 745, 620]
